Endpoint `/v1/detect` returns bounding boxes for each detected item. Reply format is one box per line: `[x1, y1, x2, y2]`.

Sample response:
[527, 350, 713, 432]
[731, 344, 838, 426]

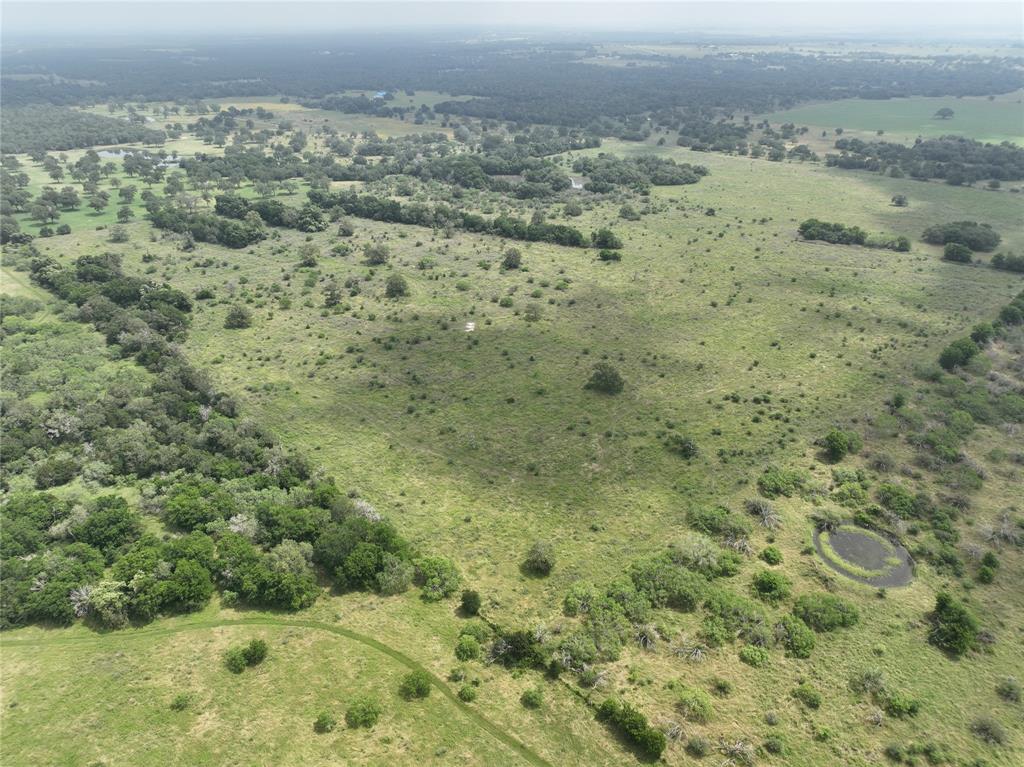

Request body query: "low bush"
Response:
[313, 711, 337, 733]
[751, 570, 791, 603]
[169, 693, 190, 711]
[776, 615, 816, 659]
[585, 362, 624, 394]
[793, 594, 859, 632]
[596, 698, 666, 759]
[455, 634, 482, 661]
[523, 541, 556, 575]
[398, 669, 432, 700]
[345, 697, 382, 728]
[460, 589, 481, 615]
[928, 591, 979, 657]
[676, 684, 714, 723]
[996, 676, 1020, 703]
[521, 687, 544, 709]
[793, 683, 822, 709]
[738, 645, 770, 668]
[970, 715, 1007, 745]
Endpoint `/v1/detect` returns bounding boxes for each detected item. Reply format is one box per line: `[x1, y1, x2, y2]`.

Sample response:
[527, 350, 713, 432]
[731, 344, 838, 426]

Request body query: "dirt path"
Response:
[2, 616, 553, 767]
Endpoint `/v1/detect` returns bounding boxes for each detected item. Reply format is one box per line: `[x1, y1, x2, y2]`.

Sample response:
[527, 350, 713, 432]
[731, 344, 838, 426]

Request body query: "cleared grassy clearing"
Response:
[0, 613, 544, 767]
[763, 90, 1024, 146]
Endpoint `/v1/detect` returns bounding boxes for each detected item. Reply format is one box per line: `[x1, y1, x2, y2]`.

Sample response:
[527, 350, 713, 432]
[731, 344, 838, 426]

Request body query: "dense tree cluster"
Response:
[6, 39, 1019, 128]
[826, 136, 1024, 183]
[990, 252, 1024, 273]
[921, 221, 1001, 252]
[306, 189, 593, 247]
[596, 698, 666, 759]
[0, 105, 166, 153]
[572, 154, 708, 193]
[797, 219, 867, 245]
[0, 246, 445, 629]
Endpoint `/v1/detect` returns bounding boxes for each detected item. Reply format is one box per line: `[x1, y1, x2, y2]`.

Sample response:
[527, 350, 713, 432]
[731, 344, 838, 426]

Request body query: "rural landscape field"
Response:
[2, 3, 1024, 766]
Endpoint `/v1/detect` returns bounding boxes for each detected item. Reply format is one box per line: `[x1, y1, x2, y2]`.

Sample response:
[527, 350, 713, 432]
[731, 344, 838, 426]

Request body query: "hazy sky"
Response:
[3, 1, 1022, 40]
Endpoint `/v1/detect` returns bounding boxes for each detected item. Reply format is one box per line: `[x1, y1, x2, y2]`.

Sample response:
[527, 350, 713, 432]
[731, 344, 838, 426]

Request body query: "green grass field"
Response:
[764, 90, 1024, 146]
[3, 102, 1024, 766]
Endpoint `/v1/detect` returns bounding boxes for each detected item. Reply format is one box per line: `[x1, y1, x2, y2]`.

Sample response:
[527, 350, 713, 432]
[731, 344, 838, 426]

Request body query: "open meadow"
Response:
[3, 26, 1024, 767]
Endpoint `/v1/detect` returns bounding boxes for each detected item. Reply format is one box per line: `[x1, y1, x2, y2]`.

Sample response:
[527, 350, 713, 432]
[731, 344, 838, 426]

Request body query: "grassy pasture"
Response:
[763, 89, 1024, 147]
[4, 109, 1024, 765]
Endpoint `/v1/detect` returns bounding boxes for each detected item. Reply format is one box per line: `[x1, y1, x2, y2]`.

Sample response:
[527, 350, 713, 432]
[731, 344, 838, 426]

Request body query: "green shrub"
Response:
[398, 669, 432, 700]
[242, 639, 268, 666]
[760, 546, 782, 565]
[313, 711, 336, 733]
[793, 594, 859, 632]
[688, 506, 752, 540]
[665, 433, 698, 458]
[584, 362, 624, 394]
[521, 687, 544, 709]
[943, 242, 973, 263]
[415, 556, 461, 601]
[676, 685, 714, 723]
[169, 693, 190, 711]
[822, 427, 862, 461]
[596, 698, 666, 759]
[458, 684, 478, 702]
[793, 683, 822, 709]
[384, 273, 409, 298]
[738, 645, 770, 668]
[763, 734, 787, 755]
[752, 570, 791, 603]
[459, 621, 491, 644]
[879, 690, 920, 718]
[996, 676, 1021, 703]
[922, 221, 1001, 252]
[224, 305, 252, 329]
[224, 647, 247, 674]
[685, 736, 711, 757]
[523, 540, 556, 575]
[455, 634, 481, 661]
[460, 589, 481, 615]
[777, 615, 816, 658]
[970, 715, 1007, 745]
[757, 466, 806, 498]
[345, 697, 382, 728]
[938, 337, 979, 371]
[928, 591, 979, 657]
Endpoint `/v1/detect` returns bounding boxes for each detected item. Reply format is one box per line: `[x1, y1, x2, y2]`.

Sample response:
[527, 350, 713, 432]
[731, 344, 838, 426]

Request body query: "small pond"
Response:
[813, 525, 914, 587]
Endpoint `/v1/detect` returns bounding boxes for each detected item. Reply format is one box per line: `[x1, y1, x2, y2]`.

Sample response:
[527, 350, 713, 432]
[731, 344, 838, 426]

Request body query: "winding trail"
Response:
[2, 616, 553, 767]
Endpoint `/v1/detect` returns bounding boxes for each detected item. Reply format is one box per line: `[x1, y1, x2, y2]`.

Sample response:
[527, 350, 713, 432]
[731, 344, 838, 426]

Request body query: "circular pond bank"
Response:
[813, 525, 914, 587]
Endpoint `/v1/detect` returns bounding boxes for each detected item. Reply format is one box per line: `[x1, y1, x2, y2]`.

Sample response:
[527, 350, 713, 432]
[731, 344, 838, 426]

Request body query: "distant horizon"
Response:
[3, 1, 1022, 43]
